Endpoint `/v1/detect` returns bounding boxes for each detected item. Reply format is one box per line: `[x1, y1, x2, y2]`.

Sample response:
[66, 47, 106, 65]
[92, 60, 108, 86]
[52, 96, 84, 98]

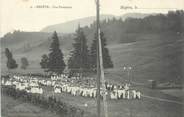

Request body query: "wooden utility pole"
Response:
[96, 0, 108, 117]
[96, 0, 101, 116]
[80, 25, 83, 80]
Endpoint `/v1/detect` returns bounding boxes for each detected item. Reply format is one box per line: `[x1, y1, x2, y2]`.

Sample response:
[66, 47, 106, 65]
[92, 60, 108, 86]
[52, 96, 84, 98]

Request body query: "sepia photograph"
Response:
[0, 0, 184, 117]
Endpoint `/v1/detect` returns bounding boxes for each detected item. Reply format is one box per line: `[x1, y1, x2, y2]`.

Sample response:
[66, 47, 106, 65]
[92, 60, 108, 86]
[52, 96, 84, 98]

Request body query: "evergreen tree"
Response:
[20, 57, 29, 70]
[5, 48, 18, 69]
[90, 32, 113, 70]
[40, 54, 49, 72]
[68, 26, 90, 74]
[48, 31, 65, 74]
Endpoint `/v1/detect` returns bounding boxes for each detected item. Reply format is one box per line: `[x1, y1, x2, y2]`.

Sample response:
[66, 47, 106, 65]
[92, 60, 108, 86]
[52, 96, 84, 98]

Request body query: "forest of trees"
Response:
[123, 10, 184, 33]
[38, 27, 114, 75]
[67, 26, 114, 74]
[82, 10, 184, 43]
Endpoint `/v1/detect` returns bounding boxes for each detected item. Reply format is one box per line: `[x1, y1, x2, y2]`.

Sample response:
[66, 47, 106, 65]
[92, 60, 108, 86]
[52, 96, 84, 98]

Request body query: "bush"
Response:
[2, 86, 84, 117]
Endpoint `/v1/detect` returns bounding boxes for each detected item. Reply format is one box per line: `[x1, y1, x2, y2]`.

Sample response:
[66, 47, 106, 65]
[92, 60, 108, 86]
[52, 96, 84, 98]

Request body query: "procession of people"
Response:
[1, 73, 141, 100]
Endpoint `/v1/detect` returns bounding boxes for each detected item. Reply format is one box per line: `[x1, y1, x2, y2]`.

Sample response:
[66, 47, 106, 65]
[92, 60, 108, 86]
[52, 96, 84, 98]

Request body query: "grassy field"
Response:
[161, 89, 184, 98]
[40, 85, 183, 117]
[1, 94, 60, 117]
[1, 82, 183, 117]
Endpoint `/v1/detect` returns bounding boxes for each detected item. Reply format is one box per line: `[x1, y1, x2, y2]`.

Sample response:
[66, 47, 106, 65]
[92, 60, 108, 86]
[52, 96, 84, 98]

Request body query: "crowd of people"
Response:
[1, 73, 141, 100]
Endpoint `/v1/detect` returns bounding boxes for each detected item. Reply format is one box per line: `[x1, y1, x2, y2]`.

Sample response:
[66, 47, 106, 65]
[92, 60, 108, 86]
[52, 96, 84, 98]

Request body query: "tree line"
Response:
[82, 10, 184, 44]
[5, 26, 113, 75]
[40, 26, 113, 75]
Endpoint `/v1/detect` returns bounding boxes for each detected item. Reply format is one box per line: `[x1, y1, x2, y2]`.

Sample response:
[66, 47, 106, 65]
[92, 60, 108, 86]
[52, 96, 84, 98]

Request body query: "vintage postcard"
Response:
[0, 0, 183, 117]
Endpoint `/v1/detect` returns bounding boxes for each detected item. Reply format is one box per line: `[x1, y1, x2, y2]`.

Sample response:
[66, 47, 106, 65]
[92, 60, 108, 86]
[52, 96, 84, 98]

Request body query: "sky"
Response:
[1, 0, 184, 36]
